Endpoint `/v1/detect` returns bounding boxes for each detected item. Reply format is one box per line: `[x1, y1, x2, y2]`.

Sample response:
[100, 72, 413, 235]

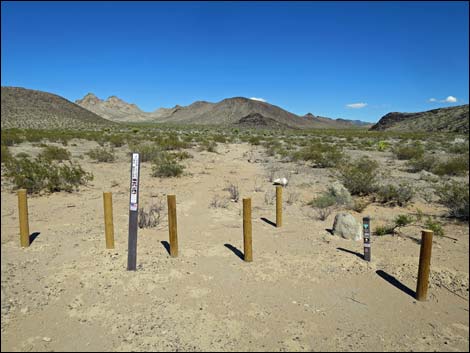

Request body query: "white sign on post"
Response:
[130, 153, 140, 211]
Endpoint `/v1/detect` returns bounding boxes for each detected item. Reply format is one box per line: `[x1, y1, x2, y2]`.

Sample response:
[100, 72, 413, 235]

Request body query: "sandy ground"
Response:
[1, 142, 469, 351]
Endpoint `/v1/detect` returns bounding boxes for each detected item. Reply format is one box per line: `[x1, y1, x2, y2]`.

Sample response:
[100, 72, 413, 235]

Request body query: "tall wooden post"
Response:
[167, 195, 178, 257]
[416, 229, 434, 301]
[17, 189, 30, 248]
[103, 192, 115, 249]
[127, 153, 140, 271]
[243, 198, 253, 262]
[276, 186, 282, 227]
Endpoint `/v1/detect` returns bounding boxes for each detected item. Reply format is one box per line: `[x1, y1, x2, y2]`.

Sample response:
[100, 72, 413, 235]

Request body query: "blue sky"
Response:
[2, 1, 468, 122]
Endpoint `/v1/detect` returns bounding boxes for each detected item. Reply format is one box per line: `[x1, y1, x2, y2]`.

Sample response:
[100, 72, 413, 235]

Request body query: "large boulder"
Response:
[332, 213, 362, 241]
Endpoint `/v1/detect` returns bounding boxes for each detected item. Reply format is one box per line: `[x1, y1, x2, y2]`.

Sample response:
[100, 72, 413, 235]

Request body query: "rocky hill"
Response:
[75, 93, 150, 122]
[76, 93, 370, 129]
[1, 87, 113, 130]
[370, 105, 469, 133]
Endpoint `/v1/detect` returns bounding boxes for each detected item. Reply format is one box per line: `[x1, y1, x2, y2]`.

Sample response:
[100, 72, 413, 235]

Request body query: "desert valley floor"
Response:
[1, 142, 469, 351]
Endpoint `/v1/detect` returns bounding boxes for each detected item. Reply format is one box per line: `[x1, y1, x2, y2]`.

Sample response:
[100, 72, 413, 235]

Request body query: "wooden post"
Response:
[243, 198, 253, 262]
[103, 192, 115, 249]
[276, 186, 282, 228]
[416, 229, 434, 301]
[167, 195, 178, 257]
[17, 189, 30, 248]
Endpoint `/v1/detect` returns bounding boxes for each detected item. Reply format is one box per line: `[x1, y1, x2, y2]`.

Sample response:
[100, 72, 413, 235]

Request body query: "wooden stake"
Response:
[167, 195, 178, 257]
[243, 198, 253, 262]
[276, 186, 282, 227]
[103, 192, 115, 249]
[416, 229, 434, 301]
[17, 189, 30, 248]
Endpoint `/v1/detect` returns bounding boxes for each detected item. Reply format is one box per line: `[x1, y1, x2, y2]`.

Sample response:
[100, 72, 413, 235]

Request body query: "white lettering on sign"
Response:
[130, 153, 139, 211]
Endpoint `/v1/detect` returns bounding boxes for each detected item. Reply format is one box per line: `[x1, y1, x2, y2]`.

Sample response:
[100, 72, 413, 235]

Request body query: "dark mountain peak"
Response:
[304, 113, 316, 118]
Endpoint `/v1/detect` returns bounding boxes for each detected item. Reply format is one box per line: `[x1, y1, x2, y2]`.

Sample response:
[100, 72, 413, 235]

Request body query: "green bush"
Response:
[199, 140, 217, 153]
[376, 183, 415, 206]
[4, 156, 93, 194]
[308, 194, 336, 220]
[38, 145, 71, 161]
[432, 154, 469, 176]
[392, 143, 425, 160]
[1, 145, 12, 164]
[151, 153, 185, 178]
[435, 181, 469, 221]
[86, 147, 115, 162]
[377, 141, 390, 152]
[129, 143, 162, 162]
[407, 154, 438, 173]
[338, 157, 380, 195]
[294, 142, 345, 168]
[375, 225, 396, 236]
[424, 217, 444, 236]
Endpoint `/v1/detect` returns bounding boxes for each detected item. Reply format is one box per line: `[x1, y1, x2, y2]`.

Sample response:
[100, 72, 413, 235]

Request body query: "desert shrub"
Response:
[294, 142, 345, 168]
[138, 202, 164, 228]
[108, 134, 125, 147]
[151, 153, 185, 178]
[287, 191, 300, 205]
[435, 181, 469, 221]
[376, 183, 415, 206]
[394, 214, 415, 228]
[86, 147, 115, 163]
[424, 217, 444, 237]
[407, 154, 438, 173]
[392, 143, 425, 160]
[199, 140, 217, 153]
[130, 143, 162, 162]
[38, 145, 71, 161]
[157, 133, 189, 150]
[338, 157, 380, 196]
[377, 141, 390, 152]
[264, 189, 276, 205]
[1, 130, 24, 146]
[171, 151, 193, 161]
[225, 184, 240, 202]
[432, 155, 469, 176]
[210, 195, 229, 208]
[249, 135, 262, 145]
[212, 134, 227, 144]
[375, 225, 396, 236]
[1, 145, 12, 164]
[4, 156, 93, 193]
[308, 194, 336, 221]
[448, 141, 469, 154]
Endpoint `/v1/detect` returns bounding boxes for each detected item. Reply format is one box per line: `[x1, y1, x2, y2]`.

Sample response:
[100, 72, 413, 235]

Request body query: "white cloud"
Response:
[346, 102, 367, 109]
[444, 96, 457, 103]
[429, 96, 458, 103]
[250, 97, 266, 102]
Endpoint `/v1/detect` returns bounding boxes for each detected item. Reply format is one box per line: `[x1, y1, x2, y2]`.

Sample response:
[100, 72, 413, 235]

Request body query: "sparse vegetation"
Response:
[376, 183, 415, 206]
[338, 157, 380, 195]
[38, 145, 71, 161]
[138, 202, 164, 228]
[151, 153, 185, 178]
[86, 147, 116, 162]
[435, 181, 469, 221]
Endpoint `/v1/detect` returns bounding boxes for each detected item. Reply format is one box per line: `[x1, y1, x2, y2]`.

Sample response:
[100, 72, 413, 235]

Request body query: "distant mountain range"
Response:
[75, 93, 372, 129]
[3, 86, 467, 133]
[1, 87, 113, 130]
[370, 104, 469, 133]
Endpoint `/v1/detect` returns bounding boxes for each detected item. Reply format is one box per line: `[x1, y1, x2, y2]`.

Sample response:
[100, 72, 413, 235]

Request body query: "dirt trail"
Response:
[1, 142, 469, 351]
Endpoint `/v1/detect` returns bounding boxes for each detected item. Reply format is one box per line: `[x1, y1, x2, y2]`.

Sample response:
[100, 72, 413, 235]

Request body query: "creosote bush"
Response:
[392, 143, 424, 160]
[435, 181, 469, 221]
[151, 153, 185, 178]
[38, 145, 71, 161]
[4, 156, 93, 193]
[86, 147, 115, 162]
[338, 157, 380, 196]
[376, 183, 415, 206]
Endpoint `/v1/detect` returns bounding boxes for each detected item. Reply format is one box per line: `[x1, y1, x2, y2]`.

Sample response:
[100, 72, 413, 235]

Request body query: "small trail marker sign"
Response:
[363, 216, 371, 261]
[127, 153, 140, 271]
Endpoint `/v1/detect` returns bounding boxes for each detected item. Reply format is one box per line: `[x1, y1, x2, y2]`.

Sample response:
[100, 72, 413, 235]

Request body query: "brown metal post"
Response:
[276, 186, 282, 227]
[416, 230, 434, 301]
[243, 198, 253, 262]
[167, 195, 178, 257]
[17, 189, 30, 248]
